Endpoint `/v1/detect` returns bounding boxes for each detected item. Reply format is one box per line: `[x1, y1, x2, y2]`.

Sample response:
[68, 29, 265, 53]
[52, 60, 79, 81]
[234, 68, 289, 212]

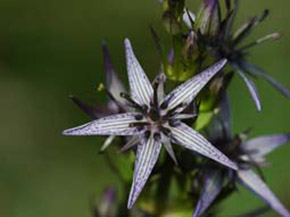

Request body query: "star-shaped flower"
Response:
[193, 94, 290, 217]
[63, 38, 237, 209]
[68, 42, 138, 152]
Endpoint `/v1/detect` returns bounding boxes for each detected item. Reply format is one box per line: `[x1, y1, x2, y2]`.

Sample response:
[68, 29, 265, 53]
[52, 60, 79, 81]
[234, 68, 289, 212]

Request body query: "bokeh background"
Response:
[0, 0, 289, 216]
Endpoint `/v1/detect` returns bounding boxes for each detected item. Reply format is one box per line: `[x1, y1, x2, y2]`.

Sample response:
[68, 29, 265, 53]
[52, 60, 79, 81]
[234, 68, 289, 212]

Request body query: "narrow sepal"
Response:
[127, 136, 162, 209]
[242, 134, 290, 158]
[162, 134, 178, 165]
[124, 38, 153, 106]
[193, 170, 223, 217]
[102, 42, 127, 108]
[171, 123, 237, 170]
[100, 135, 115, 152]
[69, 95, 108, 119]
[120, 136, 139, 152]
[238, 170, 290, 217]
[163, 59, 227, 111]
[62, 113, 143, 136]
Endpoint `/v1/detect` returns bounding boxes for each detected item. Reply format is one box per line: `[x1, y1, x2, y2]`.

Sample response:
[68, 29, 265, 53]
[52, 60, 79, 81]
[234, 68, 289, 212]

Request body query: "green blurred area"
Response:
[0, 0, 289, 216]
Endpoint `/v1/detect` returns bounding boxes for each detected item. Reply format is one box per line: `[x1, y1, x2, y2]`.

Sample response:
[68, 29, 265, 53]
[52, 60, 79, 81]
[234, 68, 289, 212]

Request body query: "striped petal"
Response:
[193, 170, 223, 217]
[62, 113, 143, 136]
[127, 136, 162, 209]
[242, 134, 290, 158]
[124, 38, 153, 106]
[238, 170, 290, 217]
[163, 59, 227, 111]
[233, 64, 262, 111]
[171, 123, 237, 170]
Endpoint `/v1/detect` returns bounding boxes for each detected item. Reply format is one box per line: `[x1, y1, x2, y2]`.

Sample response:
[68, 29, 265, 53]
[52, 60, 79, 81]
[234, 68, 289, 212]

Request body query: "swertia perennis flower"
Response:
[63, 38, 238, 209]
[193, 94, 290, 217]
[194, 0, 290, 111]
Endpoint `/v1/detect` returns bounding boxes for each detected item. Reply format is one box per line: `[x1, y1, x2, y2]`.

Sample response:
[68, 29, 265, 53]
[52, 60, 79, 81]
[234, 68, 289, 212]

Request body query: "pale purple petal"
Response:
[62, 113, 143, 136]
[163, 59, 227, 111]
[233, 64, 262, 111]
[170, 123, 237, 170]
[102, 42, 127, 108]
[238, 170, 290, 217]
[124, 38, 153, 106]
[242, 134, 290, 158]
[193, 170, 223, 217]
[127, 136, 162, 209]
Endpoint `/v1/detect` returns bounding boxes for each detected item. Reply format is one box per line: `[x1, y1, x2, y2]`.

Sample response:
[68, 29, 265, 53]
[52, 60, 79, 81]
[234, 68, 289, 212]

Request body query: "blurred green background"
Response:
[0, 0, 289, 216]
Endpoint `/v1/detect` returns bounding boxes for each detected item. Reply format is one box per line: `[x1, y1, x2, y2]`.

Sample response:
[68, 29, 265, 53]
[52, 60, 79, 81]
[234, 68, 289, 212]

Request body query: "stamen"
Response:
[240, 33, 280, 51]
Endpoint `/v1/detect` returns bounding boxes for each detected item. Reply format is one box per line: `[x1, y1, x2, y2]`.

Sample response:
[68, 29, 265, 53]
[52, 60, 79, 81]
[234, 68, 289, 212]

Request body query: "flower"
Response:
[63, 38, 238, 209]
[193, 94, 290, 217]
[195, 0, 290, 111]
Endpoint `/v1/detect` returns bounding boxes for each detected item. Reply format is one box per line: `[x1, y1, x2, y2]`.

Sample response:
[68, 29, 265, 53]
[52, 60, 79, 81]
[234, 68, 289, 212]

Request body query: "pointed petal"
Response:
[163, 59, 227, 111]
[62, 113, 143, 136]
[193, 170, 223, 217]
[127, 136, 162, 209]
[124, 38, 153, 106]
[240, 61, 290, 99]
[69, 95, 108, 119]
[242, 134, 290, 158]
[120, 136, 140, 152]
[170, 123, 237, 170]
[162, 134, 178, 165]
[99, 135, 115, 152]
[238, 170, 290, 217]
[233, 64, 262, 111]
